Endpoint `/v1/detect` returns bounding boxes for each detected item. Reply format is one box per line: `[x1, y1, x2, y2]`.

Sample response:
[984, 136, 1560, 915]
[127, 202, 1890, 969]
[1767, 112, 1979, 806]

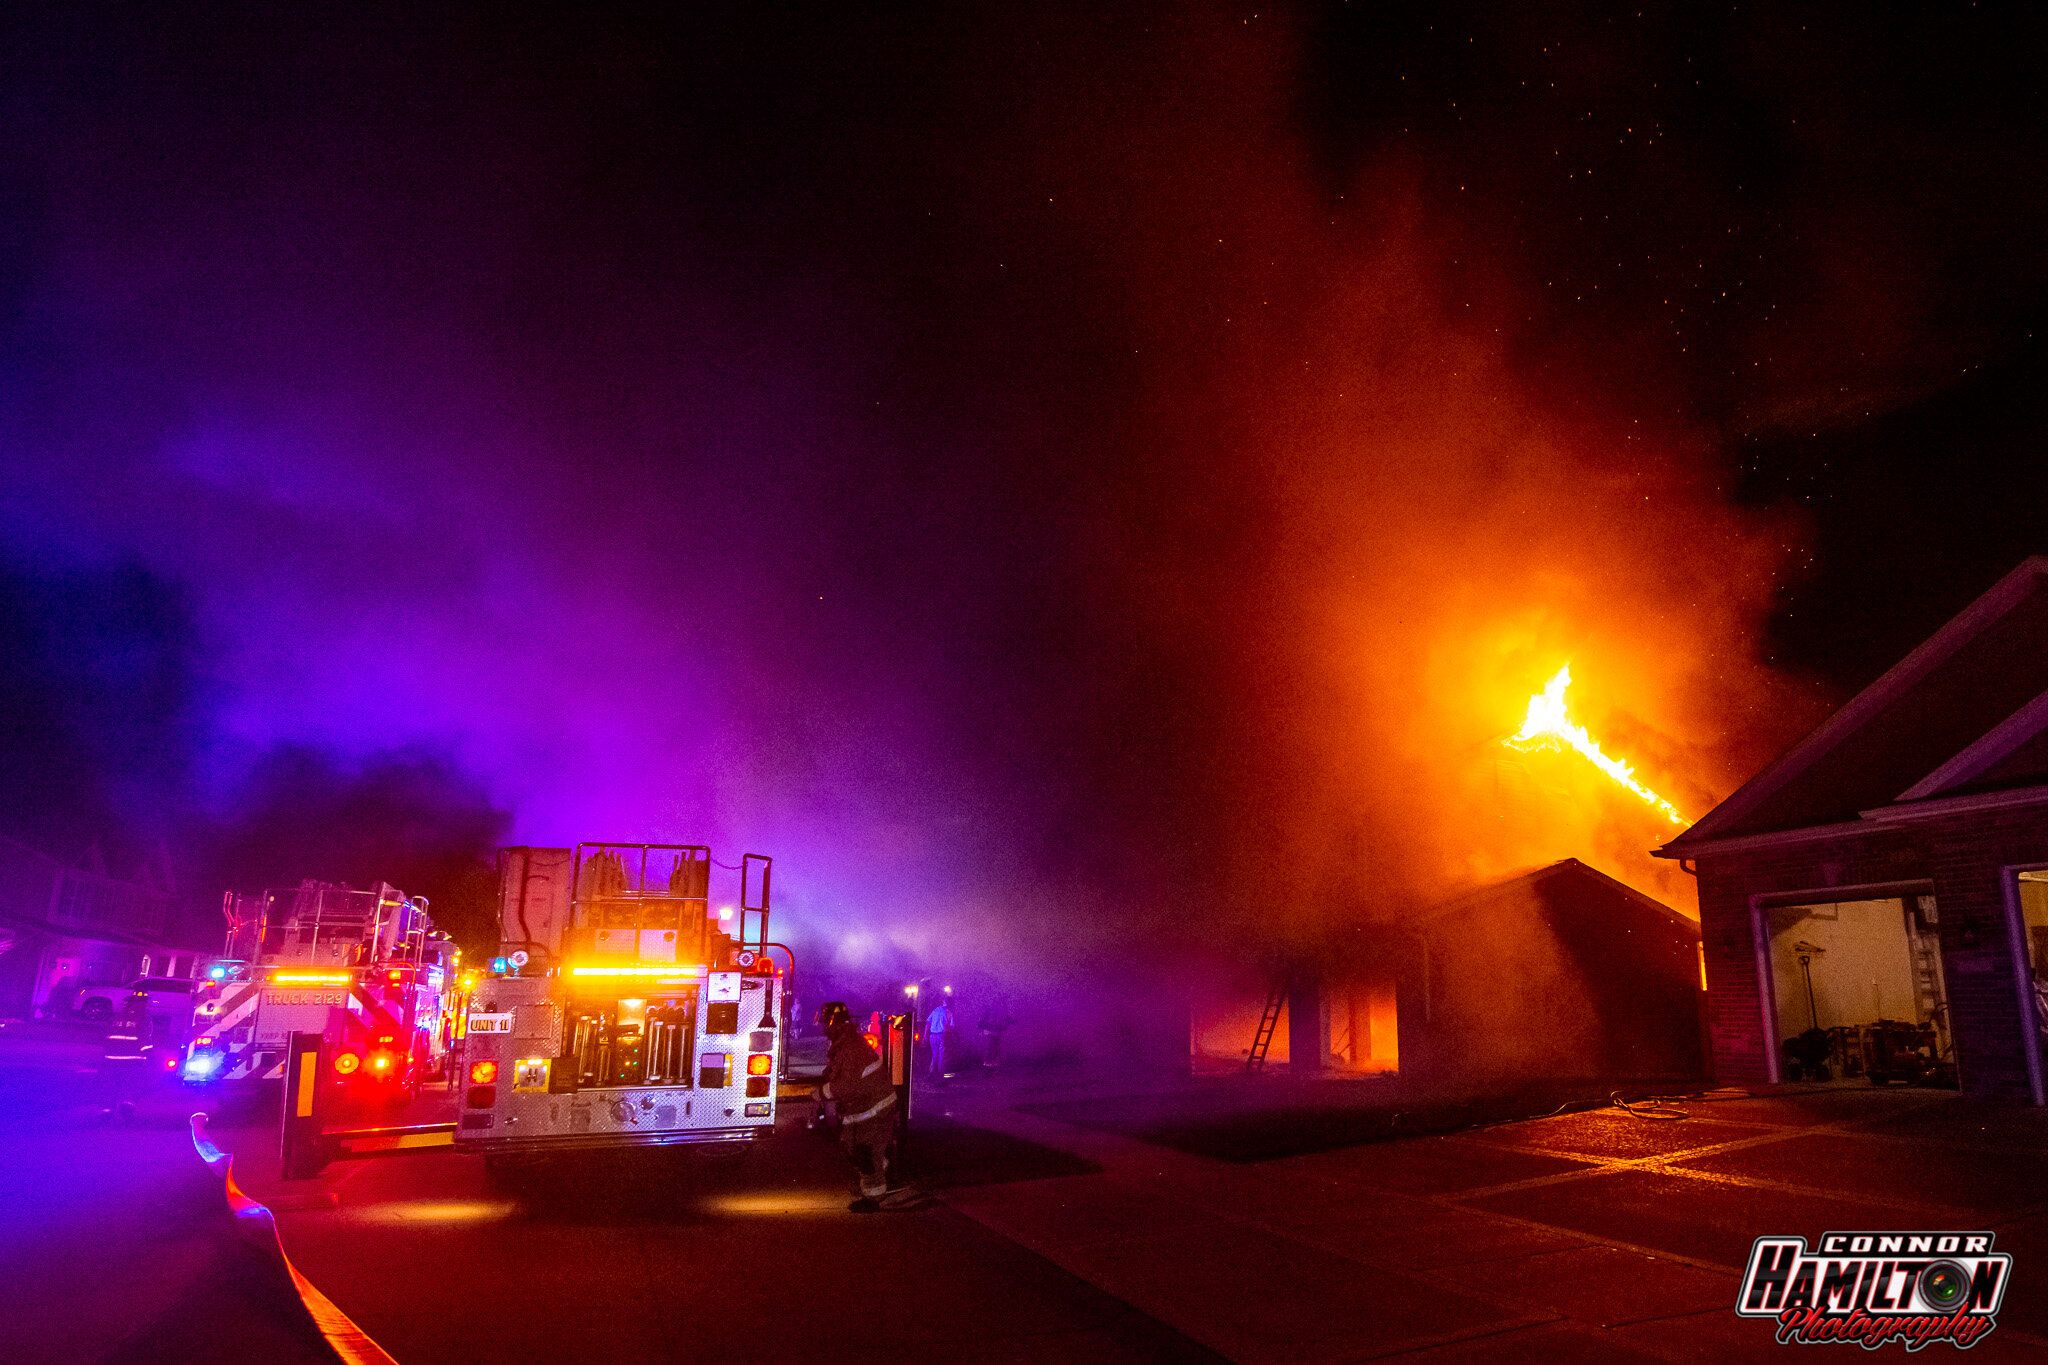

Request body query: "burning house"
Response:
[1193, 859, 1706, 1089]
[1657, 557, 2048, 1104]
[1380, 859, 1705, 1087]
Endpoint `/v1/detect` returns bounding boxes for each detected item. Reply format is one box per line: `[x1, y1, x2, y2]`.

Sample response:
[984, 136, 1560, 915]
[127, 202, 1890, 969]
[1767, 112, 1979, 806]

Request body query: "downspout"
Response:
[1408, 930, 1430, 1025]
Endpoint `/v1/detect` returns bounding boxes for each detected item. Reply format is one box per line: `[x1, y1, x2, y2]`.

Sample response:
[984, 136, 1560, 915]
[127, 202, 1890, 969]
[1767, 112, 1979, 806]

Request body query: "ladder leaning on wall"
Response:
[1246, 970, 1290, 1073]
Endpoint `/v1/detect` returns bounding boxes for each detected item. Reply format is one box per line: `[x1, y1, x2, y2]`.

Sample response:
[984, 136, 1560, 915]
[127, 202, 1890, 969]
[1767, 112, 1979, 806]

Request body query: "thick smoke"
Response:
[3, 4, 2038, 1023]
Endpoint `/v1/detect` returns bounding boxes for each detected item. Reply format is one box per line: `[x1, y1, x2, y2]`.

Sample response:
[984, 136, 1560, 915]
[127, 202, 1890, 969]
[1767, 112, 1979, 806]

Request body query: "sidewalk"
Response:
[918, 1071, 2048, 1364]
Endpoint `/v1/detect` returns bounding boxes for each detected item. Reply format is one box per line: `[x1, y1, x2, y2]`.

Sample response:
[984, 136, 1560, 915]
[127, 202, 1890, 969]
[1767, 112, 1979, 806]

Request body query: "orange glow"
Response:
[271, 970, 352, 984]
[1507, 665, 1688, 827]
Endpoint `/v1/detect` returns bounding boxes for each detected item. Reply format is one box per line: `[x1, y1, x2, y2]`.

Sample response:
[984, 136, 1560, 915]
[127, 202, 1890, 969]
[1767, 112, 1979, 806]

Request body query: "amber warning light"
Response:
[570, 965, 705, 978]
[1506, 665, 1689, 826]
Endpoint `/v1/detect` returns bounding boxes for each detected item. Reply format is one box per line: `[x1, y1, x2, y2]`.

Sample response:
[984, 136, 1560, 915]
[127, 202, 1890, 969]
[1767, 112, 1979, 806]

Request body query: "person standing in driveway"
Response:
[923, 992, 955, 1082]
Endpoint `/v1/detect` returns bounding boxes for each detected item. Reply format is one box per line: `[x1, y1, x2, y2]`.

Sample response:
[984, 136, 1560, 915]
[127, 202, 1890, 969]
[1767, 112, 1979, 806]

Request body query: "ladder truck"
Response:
[183, 880, 460, 1096]
[454, 843, 785, 1162]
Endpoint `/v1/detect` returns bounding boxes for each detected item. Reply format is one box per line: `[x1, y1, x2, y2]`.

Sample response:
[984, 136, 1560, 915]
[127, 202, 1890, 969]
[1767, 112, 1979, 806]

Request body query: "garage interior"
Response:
[1766, 894, 1953, 1085]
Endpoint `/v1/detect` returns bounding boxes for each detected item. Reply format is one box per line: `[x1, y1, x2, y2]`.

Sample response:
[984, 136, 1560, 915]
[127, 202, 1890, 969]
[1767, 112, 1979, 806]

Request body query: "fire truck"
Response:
[183, 880, 461, 1096]
[454, 843, 785, 1161]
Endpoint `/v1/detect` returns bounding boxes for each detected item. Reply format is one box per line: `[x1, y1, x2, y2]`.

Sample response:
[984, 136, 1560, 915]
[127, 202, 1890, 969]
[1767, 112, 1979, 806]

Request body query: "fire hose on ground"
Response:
[189, 1112, 401, 1365]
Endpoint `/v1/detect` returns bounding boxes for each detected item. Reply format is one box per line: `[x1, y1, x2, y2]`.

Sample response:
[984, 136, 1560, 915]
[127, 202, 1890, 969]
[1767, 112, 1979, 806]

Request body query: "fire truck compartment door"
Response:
[256, 991, 345, 1046]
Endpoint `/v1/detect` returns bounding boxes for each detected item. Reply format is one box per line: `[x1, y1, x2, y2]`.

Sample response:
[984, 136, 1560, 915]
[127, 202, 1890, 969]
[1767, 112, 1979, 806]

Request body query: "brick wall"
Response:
[1922, 808, 2048, 1102]
[1693, 815, 2045, 1103]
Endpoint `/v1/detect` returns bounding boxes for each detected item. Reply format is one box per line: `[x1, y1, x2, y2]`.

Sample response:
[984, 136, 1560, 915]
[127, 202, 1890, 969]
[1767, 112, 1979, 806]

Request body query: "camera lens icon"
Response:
[1919, 1260, 1969, 1311]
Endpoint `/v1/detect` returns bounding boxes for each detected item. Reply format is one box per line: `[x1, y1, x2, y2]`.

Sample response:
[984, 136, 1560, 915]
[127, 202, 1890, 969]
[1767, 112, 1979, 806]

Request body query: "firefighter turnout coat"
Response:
[822, 1029, 897, 1134]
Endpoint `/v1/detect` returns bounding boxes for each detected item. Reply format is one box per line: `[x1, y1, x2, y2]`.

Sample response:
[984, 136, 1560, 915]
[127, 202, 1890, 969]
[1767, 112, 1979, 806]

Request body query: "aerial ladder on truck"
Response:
[182, 880, 461, 1097]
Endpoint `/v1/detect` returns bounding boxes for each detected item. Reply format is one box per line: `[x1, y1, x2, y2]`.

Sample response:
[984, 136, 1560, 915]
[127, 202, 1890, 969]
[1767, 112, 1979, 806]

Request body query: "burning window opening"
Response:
[1507, 665, 1689, 827]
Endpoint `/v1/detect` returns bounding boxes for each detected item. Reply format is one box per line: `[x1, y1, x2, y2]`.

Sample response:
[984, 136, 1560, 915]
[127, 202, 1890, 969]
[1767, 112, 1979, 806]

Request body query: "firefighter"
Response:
[816, 1000, 897, 1212]
[98, 996, 152, 1124]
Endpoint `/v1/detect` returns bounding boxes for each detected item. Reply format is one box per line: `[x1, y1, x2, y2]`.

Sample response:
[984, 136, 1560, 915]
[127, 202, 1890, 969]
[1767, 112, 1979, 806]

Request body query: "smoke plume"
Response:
[5, 3, 2042, 999]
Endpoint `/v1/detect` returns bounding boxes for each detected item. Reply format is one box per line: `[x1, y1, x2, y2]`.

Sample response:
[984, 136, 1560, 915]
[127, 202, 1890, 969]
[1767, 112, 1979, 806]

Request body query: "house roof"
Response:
[1416, 857, 1697, 936]
[1659, 556, 2048, 854]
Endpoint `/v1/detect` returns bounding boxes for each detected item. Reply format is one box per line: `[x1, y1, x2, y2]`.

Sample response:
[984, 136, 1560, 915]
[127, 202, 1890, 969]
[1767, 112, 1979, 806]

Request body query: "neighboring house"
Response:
[0, 835, 208, 1021]
[1657, 556, 2048, 1105]
[1192, 859, 1706, 1088]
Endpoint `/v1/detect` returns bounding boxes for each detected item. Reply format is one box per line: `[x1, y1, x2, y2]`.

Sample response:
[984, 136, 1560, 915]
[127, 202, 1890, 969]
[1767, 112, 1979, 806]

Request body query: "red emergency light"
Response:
[746, 1053, 773, 1076]
[470, 1060, 498, 1085]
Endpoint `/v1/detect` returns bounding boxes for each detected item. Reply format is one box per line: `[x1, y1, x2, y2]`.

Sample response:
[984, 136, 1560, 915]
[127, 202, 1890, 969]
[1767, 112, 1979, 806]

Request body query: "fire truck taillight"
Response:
[467, 1085, 496, 1108]
[334, 1051, 361, 1075]
[470, 1060, 499, 1085]
[368, 1050, 397, 1074]
[746, 1053, 772, 1076]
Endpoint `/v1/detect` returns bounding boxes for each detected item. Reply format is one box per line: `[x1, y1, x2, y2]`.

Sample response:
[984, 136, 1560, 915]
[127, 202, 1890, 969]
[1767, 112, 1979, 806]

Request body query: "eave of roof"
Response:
[1660, 556, 2048, 852]
[1416, 857, 1696, 934]
[1657, 770, 2048, 860]
[1897, 683, 2048, 801]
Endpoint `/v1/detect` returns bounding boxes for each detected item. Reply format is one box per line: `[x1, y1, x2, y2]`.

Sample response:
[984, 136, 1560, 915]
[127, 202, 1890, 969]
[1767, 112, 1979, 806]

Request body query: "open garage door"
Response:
[1766, 896, 1955, 1087]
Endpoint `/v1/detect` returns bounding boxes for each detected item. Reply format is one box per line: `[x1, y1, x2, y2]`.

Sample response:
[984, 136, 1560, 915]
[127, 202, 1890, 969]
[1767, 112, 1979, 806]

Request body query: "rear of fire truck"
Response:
[454, 844, 783, 1162]
[184, 882, 459, 1095]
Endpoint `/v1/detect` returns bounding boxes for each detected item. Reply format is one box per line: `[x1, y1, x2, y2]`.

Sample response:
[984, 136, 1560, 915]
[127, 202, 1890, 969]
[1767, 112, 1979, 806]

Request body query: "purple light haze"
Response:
[4, 5, 2047, 1024]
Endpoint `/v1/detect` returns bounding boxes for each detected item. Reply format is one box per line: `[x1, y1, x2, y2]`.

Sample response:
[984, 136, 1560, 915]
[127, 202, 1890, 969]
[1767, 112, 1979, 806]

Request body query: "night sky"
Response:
[3, 4, 2045, 978]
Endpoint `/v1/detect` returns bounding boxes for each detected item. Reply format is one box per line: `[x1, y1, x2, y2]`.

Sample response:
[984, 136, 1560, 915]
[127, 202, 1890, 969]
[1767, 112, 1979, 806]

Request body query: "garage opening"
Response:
[1767, 896, 1955, 1087]
[1326, 975, 1398, 1073]
[2014, 872, 2048, 1053]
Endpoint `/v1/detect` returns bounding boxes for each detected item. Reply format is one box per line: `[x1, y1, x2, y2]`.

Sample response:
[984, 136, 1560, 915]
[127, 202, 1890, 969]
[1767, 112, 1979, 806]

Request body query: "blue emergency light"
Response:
[491, 956, 509, 975]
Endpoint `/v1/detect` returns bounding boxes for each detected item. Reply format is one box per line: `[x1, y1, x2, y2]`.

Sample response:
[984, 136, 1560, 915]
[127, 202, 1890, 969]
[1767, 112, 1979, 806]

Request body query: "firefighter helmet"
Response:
[816, 1000, 854, 1037]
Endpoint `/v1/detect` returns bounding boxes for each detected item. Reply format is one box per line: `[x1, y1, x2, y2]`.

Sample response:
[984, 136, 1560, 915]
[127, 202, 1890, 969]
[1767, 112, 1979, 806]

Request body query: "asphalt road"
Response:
[0, 1020, 334, 1365]
[0, 1019, 1219, 1365]
[236, 1103, 1219, 1364]
[12, 1014, 2047, 1365]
